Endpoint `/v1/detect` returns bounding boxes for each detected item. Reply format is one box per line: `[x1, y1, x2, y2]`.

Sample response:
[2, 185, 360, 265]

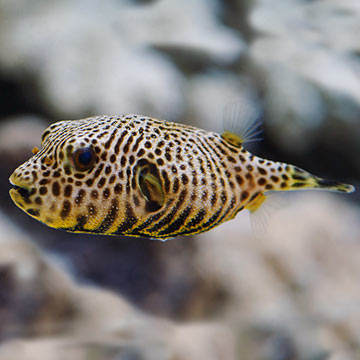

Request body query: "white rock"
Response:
[0, 0, 245, 119]
[195, 192, 360, 357]
[249, 0, 360, 151]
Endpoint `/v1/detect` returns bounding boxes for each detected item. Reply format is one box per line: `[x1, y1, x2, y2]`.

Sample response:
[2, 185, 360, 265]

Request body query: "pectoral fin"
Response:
[138, 165, 165, 212]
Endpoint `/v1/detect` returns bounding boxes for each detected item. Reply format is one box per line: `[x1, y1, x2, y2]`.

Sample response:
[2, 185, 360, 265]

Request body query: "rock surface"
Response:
[0, 211, 235, 360]
[1, 185, 360, 359]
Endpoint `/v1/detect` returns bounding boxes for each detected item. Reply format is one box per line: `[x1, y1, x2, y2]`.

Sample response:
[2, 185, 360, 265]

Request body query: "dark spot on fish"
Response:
[75, 215, 88, 230]
[64, 185, 73, 197]
[221, 191, 227, 203]
[173, 178, 179, 193]
[258, 167, 267, 175]
[114, 183, 122, 194]
[137, 149, 145, 157]
[75, 189, 86, 205]
[249, 191, 260, 202]
[27, 209, 39, 217]
[181, 174, 189, 185]
[103, 188, 110, 199]
[64, 165, 71, 175]
[241, 191, 249, 201]
[61, 200, 71, 219]
[210, 193, 217, 206]
[162, 170, 170, 193]
[52, 182, 60, 196]
[227, 156, 236, 163]
[98, 177, 106, 188]
[105, 165, 112, 175]
[292, 182, 306, 188]
[236, 175, 244, 185]
[317, 179, 341, 188]
[292, 174, 306, 181]
[91, 189, 99, 199]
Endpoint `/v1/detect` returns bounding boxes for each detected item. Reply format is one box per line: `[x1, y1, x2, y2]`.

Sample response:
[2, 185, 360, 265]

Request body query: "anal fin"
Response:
[245, 193, 267, 213]
[245, 192, 288, 239]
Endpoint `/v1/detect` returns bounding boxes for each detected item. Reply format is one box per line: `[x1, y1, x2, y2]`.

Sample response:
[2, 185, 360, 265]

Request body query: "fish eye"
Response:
[72, 147, 96, 172]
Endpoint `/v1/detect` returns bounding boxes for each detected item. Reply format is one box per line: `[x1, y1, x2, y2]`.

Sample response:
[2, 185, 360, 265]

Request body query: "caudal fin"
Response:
[286, 165, 355, 193]
[312, 178, 355, 193]
[245, 161, 354, 238]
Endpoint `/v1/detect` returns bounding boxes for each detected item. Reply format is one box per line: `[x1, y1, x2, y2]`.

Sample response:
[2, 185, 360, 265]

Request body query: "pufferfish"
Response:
[9, 112, 354, 240]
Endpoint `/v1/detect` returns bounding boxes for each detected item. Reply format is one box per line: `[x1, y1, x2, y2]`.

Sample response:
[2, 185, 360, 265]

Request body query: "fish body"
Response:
[9, 114, 354, 239]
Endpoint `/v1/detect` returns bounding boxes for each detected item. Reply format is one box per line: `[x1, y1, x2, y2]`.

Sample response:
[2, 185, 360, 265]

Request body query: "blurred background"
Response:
[0, 0, 359, 359]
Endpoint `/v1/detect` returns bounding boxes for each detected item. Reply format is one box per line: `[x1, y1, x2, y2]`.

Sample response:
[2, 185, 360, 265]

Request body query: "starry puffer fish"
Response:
[9, 111, 355, 240]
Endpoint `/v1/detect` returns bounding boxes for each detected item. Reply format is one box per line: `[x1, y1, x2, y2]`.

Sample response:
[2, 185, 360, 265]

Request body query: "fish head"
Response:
[9, 117, 124, 231]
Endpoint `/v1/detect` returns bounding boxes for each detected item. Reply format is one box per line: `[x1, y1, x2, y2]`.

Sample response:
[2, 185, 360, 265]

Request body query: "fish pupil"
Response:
[78, 151, 92, 165]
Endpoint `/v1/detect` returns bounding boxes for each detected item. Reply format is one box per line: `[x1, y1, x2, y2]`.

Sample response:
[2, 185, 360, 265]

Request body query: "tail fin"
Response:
[244, 160, 354, 216]
[245, 161, 354, 238]
[284, 165, 355, 193]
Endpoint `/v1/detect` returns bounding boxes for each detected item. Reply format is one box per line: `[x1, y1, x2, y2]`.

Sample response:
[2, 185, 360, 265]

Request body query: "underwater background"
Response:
[0, 0, 359, 359]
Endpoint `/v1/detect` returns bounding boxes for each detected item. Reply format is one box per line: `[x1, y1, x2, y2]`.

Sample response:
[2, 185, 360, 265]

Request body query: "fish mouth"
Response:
[11, 184, 31, 198]
[9, 178, 31, 201]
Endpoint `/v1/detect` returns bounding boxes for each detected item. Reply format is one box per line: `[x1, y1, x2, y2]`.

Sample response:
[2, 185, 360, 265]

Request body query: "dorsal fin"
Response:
[221, 98, 263, 147]
[32, 147, 40, 155]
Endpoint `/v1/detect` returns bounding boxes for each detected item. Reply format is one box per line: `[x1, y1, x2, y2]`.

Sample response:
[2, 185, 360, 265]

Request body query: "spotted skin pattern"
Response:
[9, 115, 354, 239]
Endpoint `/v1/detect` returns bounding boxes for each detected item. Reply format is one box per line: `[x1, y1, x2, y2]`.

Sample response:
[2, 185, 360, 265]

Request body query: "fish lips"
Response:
[11, 184, 31, 198]
[9, 178, 32, 202]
